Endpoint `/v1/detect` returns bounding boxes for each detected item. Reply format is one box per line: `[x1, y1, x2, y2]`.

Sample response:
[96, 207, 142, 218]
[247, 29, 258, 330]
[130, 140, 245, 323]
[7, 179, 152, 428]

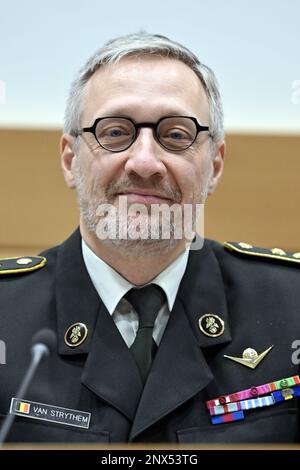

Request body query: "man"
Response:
[0, 32, 300, 443]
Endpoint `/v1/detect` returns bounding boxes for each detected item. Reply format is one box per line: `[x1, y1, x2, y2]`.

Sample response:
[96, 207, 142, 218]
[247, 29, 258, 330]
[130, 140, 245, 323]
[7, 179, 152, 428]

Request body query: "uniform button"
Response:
[250, 386, 258, 396]
[219, 396, 226, 405]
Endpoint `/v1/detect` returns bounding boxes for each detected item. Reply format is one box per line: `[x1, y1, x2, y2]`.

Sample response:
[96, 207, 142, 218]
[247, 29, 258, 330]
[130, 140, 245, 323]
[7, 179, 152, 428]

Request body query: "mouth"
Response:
[117, 190, 174, 205]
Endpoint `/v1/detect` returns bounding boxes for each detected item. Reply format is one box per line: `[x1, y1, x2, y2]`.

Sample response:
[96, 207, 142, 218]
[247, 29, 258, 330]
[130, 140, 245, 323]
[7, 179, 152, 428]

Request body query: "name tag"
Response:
[10, 398, 91, 429]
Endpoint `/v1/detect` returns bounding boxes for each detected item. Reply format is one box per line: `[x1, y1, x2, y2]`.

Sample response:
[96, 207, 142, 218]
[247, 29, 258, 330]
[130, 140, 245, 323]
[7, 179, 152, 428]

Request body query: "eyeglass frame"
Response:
[74, 115, 211, 153]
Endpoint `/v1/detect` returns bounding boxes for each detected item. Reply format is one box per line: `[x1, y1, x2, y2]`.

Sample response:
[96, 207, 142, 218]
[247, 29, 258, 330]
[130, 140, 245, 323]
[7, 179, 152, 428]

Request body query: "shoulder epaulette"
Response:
[0, 256, 46, 275]
[224, 241, 300, 265]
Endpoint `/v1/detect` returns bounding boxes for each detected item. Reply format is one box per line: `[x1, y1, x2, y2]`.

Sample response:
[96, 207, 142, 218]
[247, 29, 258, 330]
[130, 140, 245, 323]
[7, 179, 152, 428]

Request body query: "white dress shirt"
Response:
[82, 239, 189, 348]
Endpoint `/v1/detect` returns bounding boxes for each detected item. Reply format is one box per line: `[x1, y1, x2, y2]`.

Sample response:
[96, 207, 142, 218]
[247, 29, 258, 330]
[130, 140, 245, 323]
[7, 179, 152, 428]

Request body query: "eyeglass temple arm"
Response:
[72, 128, 93, 137]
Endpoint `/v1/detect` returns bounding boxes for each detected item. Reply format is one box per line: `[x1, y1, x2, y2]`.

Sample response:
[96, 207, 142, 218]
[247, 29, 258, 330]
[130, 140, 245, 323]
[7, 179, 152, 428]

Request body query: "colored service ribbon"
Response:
[211, 410, 245, 425]
[209, 395, 275, 416]
[271, 384, 300, 403]
[206, 375, 300, 409]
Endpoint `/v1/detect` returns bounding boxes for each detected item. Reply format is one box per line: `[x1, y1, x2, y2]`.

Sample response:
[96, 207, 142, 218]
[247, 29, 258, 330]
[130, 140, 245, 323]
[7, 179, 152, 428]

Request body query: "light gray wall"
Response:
[0, 0, 299, 132]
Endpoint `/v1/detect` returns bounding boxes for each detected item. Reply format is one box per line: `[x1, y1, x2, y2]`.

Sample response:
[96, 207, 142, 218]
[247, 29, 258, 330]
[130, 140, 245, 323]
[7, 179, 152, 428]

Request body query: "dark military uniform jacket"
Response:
[0, 229, 300, 443]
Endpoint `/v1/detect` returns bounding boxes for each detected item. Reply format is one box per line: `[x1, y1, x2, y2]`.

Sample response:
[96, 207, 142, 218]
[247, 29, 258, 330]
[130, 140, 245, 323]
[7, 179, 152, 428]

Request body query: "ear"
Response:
[207, 141, 225, 195]
[60, 134, 77, 189]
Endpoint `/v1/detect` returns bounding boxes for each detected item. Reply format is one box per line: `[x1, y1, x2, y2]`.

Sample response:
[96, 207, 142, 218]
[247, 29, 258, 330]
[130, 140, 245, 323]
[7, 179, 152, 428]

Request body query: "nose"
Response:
[124, 128, 167, 179]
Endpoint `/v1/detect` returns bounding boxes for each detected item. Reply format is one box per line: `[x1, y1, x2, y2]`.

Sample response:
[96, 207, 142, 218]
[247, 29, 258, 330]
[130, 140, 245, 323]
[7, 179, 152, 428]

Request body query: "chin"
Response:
[99, 236, 183, 257]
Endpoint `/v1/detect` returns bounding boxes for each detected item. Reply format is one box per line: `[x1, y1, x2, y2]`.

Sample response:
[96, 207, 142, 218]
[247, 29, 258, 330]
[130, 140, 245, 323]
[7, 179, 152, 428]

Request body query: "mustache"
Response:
[105, 178, 182, 203]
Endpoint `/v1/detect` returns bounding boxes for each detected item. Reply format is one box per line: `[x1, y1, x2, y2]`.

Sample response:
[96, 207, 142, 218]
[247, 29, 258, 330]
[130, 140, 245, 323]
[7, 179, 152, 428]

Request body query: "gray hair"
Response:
[64, 32, 224, 144]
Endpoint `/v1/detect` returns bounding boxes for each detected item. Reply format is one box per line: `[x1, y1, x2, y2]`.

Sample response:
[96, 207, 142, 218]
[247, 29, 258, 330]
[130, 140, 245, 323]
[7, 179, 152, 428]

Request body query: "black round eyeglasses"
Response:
[74, 115, 210, 153]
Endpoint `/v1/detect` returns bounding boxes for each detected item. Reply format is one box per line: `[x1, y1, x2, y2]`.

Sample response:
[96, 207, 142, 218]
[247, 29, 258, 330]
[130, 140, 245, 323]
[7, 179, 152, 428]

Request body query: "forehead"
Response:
[82, 56, 210, 124]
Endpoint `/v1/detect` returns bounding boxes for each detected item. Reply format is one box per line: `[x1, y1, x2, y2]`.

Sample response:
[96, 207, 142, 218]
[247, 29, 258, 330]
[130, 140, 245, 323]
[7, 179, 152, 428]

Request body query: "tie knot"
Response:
[125, 284, 165, 327]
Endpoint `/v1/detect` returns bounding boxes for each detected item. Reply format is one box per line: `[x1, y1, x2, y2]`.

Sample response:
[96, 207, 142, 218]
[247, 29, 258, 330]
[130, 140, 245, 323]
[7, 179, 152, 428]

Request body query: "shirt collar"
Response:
[152, 248, 189, 310]
[82, 239, 189, 314]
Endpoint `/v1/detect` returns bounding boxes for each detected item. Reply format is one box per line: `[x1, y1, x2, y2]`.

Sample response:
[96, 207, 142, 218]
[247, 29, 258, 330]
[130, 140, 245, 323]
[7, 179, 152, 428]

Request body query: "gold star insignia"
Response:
[271, 248, 286, 256]
[224, 346, 274, 369]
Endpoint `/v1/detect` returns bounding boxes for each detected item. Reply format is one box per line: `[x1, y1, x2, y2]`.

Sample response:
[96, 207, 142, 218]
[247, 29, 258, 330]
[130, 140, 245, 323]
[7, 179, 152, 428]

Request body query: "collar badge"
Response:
[198, 314, 225, 338]
[64, 322, 88, 348]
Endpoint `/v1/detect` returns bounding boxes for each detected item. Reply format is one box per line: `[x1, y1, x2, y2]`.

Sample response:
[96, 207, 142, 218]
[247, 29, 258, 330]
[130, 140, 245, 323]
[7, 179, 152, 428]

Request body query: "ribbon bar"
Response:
[206, 375, 300, 408]
[209, 395, 275, 416]
[211, 410, 245, 425]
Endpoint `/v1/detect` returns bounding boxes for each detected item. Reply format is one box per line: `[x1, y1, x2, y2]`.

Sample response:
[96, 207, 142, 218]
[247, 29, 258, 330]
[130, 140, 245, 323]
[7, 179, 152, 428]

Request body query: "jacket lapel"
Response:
[130, 239, 232, 440]
[56, 229, 100, 356]
[55, 229, 142, 420]
[129, 298, 213, 440]
[81, 302, 143, 421]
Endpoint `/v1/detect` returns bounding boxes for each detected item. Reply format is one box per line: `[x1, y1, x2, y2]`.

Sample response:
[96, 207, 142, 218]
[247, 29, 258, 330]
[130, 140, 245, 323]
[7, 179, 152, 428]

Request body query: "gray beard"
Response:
[74, 165, 209, 257]
[79, 196, 183, 256]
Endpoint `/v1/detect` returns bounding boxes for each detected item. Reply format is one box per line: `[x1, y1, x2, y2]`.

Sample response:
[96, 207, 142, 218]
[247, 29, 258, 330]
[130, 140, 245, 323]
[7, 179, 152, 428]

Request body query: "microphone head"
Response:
[31, 329, 57, 356]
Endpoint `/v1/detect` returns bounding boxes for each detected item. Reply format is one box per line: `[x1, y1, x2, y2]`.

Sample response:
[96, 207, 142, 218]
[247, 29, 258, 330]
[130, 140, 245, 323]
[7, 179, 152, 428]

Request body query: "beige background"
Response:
[0, 129, 299, 257]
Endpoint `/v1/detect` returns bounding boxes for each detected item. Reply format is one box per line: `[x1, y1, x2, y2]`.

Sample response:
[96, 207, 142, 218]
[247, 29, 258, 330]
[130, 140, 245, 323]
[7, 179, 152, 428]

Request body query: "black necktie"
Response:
[125, 284, 165, 384]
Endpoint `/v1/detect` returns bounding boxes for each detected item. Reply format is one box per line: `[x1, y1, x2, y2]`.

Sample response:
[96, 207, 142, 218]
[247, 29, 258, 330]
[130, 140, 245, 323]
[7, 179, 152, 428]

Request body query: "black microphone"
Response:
[0, 328, 57, 444]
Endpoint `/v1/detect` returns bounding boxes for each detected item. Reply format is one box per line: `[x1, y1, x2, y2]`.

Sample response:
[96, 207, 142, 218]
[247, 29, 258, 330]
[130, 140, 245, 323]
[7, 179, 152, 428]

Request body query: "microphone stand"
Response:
[0, 343, 49, 444]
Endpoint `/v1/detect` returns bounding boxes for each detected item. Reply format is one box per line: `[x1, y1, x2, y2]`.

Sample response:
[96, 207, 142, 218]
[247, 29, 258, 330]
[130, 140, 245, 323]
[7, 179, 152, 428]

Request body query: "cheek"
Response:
[166, 160, 197, 201]
[168, 154, 207, 197]
[191, 145, 214, 178]
[80, 152, 121, 192]
[172, 152, 213, 202]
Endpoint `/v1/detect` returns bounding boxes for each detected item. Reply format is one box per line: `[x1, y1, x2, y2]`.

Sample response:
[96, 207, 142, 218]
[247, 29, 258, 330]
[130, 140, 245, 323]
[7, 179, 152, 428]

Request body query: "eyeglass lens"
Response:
[94, 117, 197, 151]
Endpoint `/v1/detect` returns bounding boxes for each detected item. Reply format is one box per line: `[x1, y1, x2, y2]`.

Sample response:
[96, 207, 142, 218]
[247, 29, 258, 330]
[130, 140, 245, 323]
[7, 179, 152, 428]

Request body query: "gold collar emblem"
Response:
[64, 322, 88, 348]
[198, 314, 225, 338]
[224, 346, 274, 369]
